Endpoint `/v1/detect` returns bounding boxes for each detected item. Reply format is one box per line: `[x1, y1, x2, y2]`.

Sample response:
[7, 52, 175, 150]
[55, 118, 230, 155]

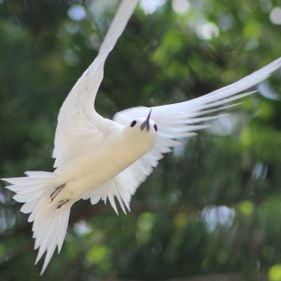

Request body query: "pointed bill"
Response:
[140, 109, 152, 131]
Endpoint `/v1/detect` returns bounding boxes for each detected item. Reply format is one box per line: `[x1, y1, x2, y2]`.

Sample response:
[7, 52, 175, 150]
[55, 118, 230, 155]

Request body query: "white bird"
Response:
[2, 0, 281, 275]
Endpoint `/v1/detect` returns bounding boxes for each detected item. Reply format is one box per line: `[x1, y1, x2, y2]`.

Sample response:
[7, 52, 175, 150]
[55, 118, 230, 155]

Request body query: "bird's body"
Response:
[49, 119, 157, 207]
[2, 0, 281, 275]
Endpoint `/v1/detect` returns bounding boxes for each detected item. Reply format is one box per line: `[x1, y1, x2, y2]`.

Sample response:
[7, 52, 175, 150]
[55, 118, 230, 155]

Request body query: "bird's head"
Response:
[128, 109, 158, 134]
[124, 109, 158, 151]
[120, 109, 158, 158]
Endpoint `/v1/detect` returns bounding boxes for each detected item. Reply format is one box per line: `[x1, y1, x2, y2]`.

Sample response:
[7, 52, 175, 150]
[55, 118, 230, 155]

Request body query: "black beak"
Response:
[140, 109, 152, 131]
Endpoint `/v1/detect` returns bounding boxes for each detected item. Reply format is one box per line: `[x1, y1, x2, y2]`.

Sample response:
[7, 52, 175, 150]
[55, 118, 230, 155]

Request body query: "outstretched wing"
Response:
[84, 58, 281, 213]
[53, 0, 139, 169]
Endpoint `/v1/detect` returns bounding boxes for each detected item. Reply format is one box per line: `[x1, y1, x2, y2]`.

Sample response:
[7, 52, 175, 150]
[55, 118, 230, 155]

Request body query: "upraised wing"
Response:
[52, 0, 139, 169]
[84, 58, 281, 213]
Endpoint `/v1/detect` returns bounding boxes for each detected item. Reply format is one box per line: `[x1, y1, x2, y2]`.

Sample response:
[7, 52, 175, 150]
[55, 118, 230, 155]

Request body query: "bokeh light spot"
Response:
[196, 22, 219, 40]
[140, 0, 166, 15]
[270, 7, 281, 25]
[172, 0, 190, 14]
[68, 5, 86, 21]
[268, 264, 281, 281]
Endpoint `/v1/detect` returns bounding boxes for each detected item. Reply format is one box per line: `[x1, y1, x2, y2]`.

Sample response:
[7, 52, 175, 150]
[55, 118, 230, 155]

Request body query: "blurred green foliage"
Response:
[0, 0, 281, 280]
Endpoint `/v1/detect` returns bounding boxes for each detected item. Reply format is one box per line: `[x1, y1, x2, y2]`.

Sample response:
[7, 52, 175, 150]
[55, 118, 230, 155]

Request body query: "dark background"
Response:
[0, 0, 281, 280]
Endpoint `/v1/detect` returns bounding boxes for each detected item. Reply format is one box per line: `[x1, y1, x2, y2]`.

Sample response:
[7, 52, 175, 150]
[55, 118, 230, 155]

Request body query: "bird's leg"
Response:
[56, 199, 70, 209]
[50, 184, 65, 202]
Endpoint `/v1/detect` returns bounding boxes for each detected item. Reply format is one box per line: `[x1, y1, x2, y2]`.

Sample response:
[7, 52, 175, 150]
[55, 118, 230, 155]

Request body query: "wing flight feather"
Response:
[87, 58, 281, 212]
[53, 0, 139, 168]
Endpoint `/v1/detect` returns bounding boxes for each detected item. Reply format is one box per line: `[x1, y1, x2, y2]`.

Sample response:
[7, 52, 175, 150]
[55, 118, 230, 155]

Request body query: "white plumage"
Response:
[2, 0, 281, 275]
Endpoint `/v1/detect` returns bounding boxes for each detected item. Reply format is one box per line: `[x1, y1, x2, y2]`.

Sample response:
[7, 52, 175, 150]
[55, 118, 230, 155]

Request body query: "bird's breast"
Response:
[54, 129, 156, 201]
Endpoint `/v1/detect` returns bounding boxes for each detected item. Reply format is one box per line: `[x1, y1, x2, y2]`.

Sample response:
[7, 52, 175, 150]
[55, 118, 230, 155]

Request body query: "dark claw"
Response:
[50, 184, 65, 202]
[56, 199, 70, 209]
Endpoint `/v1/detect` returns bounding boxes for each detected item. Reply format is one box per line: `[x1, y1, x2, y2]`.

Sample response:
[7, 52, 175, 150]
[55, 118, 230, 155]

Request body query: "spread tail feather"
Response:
[2, 171, 71, 275]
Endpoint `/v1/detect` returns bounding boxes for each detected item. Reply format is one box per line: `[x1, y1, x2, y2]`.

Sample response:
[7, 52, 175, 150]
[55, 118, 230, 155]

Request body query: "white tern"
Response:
[2, 0, 281, 275]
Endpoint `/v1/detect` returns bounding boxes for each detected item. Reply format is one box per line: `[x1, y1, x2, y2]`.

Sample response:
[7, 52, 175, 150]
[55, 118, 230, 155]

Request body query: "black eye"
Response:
[153, 124, 158, 131]
[130, 120, 137, 127]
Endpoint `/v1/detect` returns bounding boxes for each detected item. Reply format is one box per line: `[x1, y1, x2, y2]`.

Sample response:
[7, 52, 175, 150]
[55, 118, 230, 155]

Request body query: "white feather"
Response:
[95, 58, 281, 214]
[2, 0, 281, 275]
[52, 0, 139, 169]
[2, 173, 72, 275]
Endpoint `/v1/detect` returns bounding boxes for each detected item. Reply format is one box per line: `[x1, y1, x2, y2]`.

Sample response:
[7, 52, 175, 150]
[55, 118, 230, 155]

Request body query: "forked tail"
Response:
[2, 171, 71, 275]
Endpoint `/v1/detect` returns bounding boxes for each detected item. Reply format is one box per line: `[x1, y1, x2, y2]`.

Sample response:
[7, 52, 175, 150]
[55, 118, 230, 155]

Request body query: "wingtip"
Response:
[39, 265, 47, 276]
[261, 56, 281, 78]
[1, 178, 10, 183]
